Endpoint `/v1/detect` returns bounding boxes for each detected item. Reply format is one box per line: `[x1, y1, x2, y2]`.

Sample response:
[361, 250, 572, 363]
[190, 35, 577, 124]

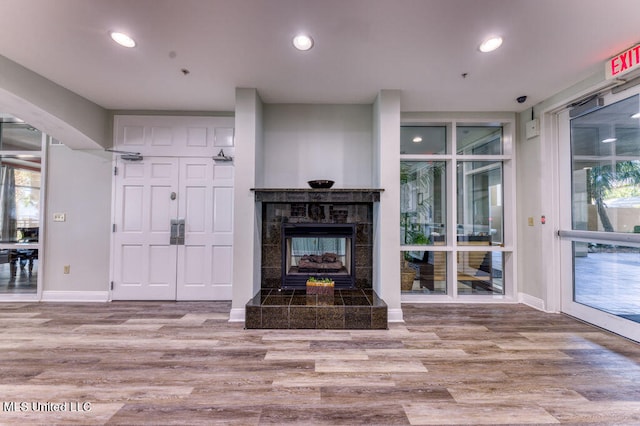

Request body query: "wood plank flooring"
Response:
[0, 302, 639, 425]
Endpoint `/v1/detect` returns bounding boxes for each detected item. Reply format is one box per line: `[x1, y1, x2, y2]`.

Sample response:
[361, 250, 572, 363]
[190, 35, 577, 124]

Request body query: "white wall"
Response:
[516, 68, 612, 312]
[516, 111, 545, 303]
[262, 104, 373, 188]
[0, 55, 109, 149]
[43, 146, 112, 298]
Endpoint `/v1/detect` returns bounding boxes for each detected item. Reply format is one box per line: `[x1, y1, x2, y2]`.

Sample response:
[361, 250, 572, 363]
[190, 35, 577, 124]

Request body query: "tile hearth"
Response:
[245, 288, 387, 329]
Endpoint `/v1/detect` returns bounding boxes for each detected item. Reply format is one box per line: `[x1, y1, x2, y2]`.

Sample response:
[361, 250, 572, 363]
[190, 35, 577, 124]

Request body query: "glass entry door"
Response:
[559, 89, 640, 342]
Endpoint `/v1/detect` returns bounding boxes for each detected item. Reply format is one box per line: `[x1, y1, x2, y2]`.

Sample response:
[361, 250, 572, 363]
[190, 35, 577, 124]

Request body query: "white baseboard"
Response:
[41, 291, 110, 303]
[387, 308, 404, 323]
[228, 307, 246, 323]
[518, 292, 547, 312]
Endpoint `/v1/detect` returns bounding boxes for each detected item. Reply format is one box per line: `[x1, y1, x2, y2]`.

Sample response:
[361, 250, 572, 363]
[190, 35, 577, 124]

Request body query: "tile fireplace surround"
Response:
[247, 188, 387, 329]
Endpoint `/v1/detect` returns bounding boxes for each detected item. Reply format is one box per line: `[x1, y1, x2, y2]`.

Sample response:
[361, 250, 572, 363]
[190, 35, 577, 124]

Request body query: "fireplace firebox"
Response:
[282, 223, 356, 289]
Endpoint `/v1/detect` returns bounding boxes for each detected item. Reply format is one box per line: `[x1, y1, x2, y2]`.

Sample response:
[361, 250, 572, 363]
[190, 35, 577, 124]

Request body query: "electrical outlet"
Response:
[63, 265, 70, 274]
[527, 217, 534, 226]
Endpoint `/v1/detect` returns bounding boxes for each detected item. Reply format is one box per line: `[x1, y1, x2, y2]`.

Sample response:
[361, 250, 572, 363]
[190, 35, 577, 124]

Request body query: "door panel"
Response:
[122, 186, 143, 231]
[213, 187, 234, 233]
[210, 186, 234, 300]
[185, 186, 207, 232]
[120, 244, 143, 284]
[212, 164, 234, 187]
[114, 115, 232, 157]
[178, 158, 212, 300]
[558, 90, 640, 343]
[150, 186, 173, 231]
[176, 157, 232, 300]
[212, 246, 233, 284]
[180, 245, 207, 295]
[212, 187, 234, 249]
[148, 245, 176, 290]
[113, 156, 232, 301]
[150, 126, 173, 146]
[112, 158, 179, 300]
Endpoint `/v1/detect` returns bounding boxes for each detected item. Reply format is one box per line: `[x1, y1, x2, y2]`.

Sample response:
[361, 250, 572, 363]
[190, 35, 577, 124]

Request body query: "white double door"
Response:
[112, 156, 233, 300]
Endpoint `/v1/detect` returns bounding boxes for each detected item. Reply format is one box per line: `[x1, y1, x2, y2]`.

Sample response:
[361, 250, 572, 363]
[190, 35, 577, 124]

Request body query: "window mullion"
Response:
[449, 124, 458, 297]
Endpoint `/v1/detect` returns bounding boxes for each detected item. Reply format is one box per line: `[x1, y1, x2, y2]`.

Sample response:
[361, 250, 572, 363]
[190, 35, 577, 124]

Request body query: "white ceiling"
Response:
[0, 0, 639, 113]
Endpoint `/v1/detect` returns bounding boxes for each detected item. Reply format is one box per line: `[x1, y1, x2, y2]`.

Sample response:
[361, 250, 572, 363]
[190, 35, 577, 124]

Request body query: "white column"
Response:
[230, 88, 263, 322]
[373, 90, 403, 322]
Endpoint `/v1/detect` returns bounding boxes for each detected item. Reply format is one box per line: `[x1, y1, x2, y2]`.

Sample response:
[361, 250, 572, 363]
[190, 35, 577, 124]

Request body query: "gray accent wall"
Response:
[43, 146, 112, 294]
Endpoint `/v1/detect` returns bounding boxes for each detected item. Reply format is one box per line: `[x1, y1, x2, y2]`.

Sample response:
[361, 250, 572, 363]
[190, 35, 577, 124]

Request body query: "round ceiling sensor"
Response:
[110, 32, 136, 48]
[293, 34, 314, 51]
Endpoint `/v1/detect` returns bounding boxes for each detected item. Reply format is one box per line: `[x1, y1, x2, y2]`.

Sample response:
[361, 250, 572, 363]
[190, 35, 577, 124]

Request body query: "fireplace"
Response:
[282, 223, 356, 289]
[256, 190, 379, 290]
[246, 188, 387, 329]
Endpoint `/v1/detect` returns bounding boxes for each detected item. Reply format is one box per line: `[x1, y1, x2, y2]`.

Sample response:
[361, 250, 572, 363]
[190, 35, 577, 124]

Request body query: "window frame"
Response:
[400, 116, 516, 302]
[0, 121, 47, 300]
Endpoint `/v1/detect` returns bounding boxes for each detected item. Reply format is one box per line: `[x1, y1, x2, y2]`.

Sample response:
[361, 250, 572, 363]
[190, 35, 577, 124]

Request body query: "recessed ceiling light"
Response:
[479, 36, 503, 53]
[632, 112, 640, 119]
[110, 31, 136, 48]
[412, 136, 423, 143]
[602, 138, 617, 143]
[293, 34, 314, 51]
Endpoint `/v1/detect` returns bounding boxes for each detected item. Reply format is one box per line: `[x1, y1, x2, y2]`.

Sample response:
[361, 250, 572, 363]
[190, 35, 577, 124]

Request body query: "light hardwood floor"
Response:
[1, 302, 639, 425]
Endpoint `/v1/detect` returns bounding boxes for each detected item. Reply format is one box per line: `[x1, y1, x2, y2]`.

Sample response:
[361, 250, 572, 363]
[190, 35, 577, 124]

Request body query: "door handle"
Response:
[170, 219, 179, 245]
[176, 219, 185, 245]
[170, 219, 185, 245]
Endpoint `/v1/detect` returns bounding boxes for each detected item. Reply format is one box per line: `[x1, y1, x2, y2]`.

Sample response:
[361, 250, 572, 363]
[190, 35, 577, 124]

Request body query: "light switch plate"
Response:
[53, 213, 66, 222]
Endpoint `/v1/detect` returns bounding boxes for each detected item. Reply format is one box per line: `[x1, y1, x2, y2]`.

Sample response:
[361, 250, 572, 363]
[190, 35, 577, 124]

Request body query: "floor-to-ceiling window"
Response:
[0, 117, 44, 297]
[400, 117, 515, 301]
[559, 90, 640, 341]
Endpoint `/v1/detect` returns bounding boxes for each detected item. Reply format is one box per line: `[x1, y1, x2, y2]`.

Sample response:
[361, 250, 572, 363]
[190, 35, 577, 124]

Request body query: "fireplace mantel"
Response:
[251, 188, 384, 203]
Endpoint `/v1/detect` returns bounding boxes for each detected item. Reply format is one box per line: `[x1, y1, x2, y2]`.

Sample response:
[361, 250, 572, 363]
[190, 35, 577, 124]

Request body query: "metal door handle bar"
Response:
[170, 219, 186, 245]
[177, 219, 185, 245]
[558, 229, 640, 246]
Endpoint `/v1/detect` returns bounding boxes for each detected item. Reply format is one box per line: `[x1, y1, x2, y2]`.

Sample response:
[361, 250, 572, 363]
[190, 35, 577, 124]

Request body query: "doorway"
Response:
[558, 88, 640, 342]
[0, 119, 44, 298]
[112, 156, 233, 300]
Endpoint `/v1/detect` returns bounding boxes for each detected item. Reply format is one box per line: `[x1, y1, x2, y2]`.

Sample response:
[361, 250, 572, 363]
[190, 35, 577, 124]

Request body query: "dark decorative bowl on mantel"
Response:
[308, 180, 334, 189]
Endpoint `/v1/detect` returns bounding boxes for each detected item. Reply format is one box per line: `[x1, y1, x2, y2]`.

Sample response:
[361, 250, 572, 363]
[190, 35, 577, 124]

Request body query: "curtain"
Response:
[0, 165, 16, 242]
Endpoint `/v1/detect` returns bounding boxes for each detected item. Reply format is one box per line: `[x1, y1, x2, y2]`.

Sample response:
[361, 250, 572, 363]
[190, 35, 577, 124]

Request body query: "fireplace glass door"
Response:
[282, 224, 355, 289]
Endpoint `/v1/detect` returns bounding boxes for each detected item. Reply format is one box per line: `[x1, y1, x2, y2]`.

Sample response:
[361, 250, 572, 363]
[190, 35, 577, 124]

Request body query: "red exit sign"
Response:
[606, 43, 640, 79]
